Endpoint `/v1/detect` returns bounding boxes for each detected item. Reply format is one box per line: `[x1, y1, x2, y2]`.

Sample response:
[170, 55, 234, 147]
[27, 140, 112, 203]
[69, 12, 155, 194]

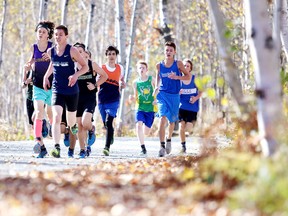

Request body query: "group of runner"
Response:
[22, 20, 201, 158]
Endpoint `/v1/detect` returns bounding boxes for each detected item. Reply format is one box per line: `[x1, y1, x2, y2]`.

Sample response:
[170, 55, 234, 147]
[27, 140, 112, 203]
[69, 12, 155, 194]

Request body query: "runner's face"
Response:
[184, 61, 191, 72]
[76, 47, 86, 58]
[164, 46, 175, 59]
[137, 64, 147, 76]
[54, 29, 67, 45]
[36, 27, 49, 41]
[106, 51, 117, 62]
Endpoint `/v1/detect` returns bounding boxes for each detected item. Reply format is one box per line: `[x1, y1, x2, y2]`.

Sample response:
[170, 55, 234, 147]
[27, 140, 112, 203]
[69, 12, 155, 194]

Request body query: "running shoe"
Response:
[87, 125, 96, 146]
[70, 123, 78, 135]
[166, 138, 172, 154]
[63, 132, 70, 147]
[50, 147, 61, 158]
[37, 148, 48, 158]
[78, 150, 86, 159]
[158, 147, 166, 157]
[180, 146, 187, 154]
[140, 149, 147, 156]
[86, 146, 91, 157]
[33, 142, 41, 154]
[103, 147, 110, 156]
[42, 119, 49, 138]
[68, 148, 74, 158]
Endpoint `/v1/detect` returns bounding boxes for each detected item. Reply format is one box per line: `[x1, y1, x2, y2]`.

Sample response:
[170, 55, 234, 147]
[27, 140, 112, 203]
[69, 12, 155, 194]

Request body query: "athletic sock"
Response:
[141, 144, 146, 151]
[161, 142, 165, 149]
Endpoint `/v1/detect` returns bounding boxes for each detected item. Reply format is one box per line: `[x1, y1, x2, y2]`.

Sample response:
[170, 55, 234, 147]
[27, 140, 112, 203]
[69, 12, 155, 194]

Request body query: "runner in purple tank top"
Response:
[23, 20, 55, 158]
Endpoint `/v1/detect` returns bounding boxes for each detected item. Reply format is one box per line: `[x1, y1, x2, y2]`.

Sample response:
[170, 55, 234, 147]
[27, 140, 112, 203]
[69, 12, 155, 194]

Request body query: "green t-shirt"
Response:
[136, 76, 156, 112]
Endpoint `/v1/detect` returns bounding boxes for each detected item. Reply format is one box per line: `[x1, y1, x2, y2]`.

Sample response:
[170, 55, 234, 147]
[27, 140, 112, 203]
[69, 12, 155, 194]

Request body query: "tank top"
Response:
[159, 60, 181, 94]
[136, 76, 156, 112]
[33, 41, 53, 89]
[98, 64, 121, 104]
[180, 75, 199, 112]
[77, 60, 96, 94]
[51, 44, 78, 95]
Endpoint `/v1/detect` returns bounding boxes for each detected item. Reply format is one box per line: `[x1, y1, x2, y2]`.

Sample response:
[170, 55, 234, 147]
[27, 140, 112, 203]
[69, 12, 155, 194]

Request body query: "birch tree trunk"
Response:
[207, 0, 247, 112]
[39, 0, 48, 21]
[115, 0, 126, 66]
[85, 0, 95, 49]
[117, 0, 139, 135]
[280, 0, 288, 65]
[245, 0, 282, 156]
[155, 0, 172, 42]
[145, 0, 155, 62]
[0, 0, 7, 68]
[61, 0, 69, 25]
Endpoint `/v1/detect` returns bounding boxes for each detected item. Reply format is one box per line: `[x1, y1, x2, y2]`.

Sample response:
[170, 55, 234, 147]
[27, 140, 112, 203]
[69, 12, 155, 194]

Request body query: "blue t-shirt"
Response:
[51, 44, 79, 95]
[180, 75, 199, 112]
[159, 60, 181, 94]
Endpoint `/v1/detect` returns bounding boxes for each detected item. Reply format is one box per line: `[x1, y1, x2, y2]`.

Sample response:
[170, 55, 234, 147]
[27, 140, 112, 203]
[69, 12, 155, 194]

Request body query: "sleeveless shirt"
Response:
[51, 44, 78, 95]
[98, 64, 121, 104]
[136, 76, 155, 112]
[180, 75, 199, 112]
[77, 60, 97, 94]
[159, 60, 181, 94]
[33, 41, 53, 89]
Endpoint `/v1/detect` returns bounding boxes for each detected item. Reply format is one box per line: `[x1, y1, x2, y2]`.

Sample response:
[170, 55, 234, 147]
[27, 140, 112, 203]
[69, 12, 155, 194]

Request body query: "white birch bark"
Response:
[245, 0, 282, 156]
[207, 0, 246, 111]
[39, 0, 48, 21]
[145, 0, 155, 62]
[0, 0, 7, 68]
[115, 0, 126, 66]
[85, 0, 96, 49]
[117, 0, 139, 134]
[158, 0, 172, 42]
[280, 0, 288, 64]
[61, 0, 69, 25]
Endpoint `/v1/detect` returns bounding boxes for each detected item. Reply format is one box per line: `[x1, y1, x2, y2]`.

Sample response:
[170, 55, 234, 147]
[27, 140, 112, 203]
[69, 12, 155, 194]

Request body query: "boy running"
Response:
[43, 25, 88, 158]
[98, 45, 126, 156]
[154, 41, 191, 157]
[24, 20, 54, 158]
[129, 61, 157, 156]
[179, 59, 202, 153]
[73, 42, 108, 158]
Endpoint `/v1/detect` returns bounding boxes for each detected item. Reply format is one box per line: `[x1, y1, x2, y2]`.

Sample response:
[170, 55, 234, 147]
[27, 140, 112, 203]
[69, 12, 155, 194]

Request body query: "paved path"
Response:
[0, 136, 229, 178]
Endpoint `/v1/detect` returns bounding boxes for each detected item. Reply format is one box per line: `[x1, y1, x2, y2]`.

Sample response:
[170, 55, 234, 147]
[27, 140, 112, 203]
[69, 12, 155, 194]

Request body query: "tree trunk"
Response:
[39, 0, 48, 21]
[245, 0, 282, 156]
[61, 0, 69, 25]
[85, 0, 95, 49]
[117, 0, 139, 135]
[0, 0, 7, 68]
[280, 0, 288, 66]
[154, 0, 172, 42]
[115, 0, 126, 135]
[207, 0, 247, 113]
[145, 0, 155, 62]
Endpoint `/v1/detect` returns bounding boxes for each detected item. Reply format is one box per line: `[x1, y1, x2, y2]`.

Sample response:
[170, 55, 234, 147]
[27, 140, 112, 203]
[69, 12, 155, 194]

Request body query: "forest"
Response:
[0, 0, 288, 215]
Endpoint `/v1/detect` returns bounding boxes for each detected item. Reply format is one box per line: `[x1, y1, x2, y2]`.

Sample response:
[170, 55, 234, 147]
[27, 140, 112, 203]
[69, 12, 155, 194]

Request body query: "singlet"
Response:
[77, 60, 97, 94]
[98, 64, 121, 104]
[180, 75, 199, 112]
[159, 60, 181, 94]
[135, 76, 156, 112]
[51, 44, 78, 95]
[32, 41, 53, 89]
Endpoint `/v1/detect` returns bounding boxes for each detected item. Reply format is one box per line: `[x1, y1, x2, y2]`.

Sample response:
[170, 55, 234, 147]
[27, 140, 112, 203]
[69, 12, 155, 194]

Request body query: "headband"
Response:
[37, 24, 50, 34]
